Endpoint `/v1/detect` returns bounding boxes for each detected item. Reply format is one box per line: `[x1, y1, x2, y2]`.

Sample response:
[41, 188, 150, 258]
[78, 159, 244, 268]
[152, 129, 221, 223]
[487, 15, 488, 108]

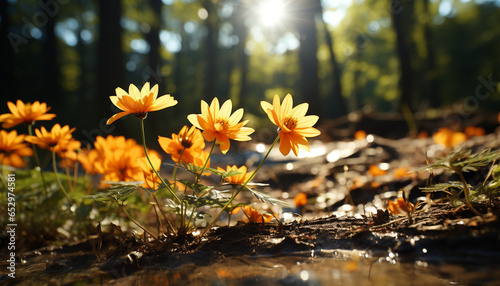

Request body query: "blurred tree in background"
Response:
[1, 0, 500, 143]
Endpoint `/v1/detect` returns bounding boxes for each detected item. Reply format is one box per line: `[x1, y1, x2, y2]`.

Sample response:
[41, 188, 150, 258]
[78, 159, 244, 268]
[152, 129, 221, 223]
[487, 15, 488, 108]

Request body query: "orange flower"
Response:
[99, 148, 143, 183]
[368, 165, 387, 176]
[138, 152, 162, 189]
[392, 167, 413, 179]
[387, 197, 414, 216]
[432, 127, 467, 148]
[217, 165, 252, 185]
[187, 98, 254, 154]
[106, 82, 178, 125]
[464, 126, 485, 137]
[25, 124, 75, 152]
[354, 130, 367, 140]
[158, 125, 205, 165]
[241, 206, 273, 223]
[0, 130, 33, 167]
[294, 192, 308, 207]
[417, 130, 429, 138]
[78, 148, 100, 174]
[91, 136, 145, 183]
[261, 94, 321, 156]
[0, 100, 56, 128]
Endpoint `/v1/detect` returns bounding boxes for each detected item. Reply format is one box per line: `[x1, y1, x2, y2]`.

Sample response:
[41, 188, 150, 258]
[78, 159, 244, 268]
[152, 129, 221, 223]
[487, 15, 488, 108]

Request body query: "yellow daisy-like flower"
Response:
[158, 125, 205, 165]
[187, 98, 254, 154]
[106, 82, 178, 125]
[260, 94, 321, 156]
[25, 124, 75, 152]
[217, 165, 252, 185]
[0, 100, 56, 128]
[0, 130, 33, 167]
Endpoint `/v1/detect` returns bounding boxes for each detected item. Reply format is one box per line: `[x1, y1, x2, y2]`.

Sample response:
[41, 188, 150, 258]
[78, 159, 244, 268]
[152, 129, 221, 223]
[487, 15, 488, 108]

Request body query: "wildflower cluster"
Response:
[79, 84, 320, 240]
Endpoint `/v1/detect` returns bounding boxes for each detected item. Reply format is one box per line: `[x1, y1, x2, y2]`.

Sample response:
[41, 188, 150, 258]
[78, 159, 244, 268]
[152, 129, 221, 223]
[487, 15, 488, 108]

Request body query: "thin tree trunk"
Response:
[42, 0, 60, 108]
[320, 11, 346, 118]
[146, 0, 162, 88]
[423, 0, 439, 108]
[294, 0, 322, 117]
[0, 0, 16, 100]
[391, 0, 415, 111]
[202, 0, 220, 102]
[97, 0, 125, 124]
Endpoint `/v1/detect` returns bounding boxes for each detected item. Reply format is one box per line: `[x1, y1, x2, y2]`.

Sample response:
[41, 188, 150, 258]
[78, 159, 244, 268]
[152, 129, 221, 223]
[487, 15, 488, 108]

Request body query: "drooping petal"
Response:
[106, 111, 131, 125]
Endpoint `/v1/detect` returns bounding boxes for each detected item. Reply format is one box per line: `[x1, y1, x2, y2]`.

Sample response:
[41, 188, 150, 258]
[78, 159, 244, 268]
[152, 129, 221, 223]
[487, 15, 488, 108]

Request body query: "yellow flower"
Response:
[25, 124, 75, 152]
[0, 100, 56, 128]
[387, 198, 414, 216]
[187, 98, 254, 154]
[138, 152, 162, 189]
[261, 94, 321, 156]
[0, 130, 33, 167]
[106, 82, 178, 125]
[217, 165, 252, 185]
[158, 125, 205, 165]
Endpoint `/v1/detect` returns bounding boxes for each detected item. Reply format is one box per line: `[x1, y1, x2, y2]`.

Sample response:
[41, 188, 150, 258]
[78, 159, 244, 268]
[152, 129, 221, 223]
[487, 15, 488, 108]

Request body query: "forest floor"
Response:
[3, 113, 500, 285]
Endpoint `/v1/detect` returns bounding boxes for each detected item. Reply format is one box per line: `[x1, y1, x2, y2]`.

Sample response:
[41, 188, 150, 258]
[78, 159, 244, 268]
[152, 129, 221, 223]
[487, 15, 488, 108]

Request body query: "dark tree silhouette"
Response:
[391, 0, 416, 111]
[41, 0, 60, 109]
[96, 0, 125, 123]
[202, 0, 221, 102]
[320, 4, 346, 118]
[0, 0, 16, 100]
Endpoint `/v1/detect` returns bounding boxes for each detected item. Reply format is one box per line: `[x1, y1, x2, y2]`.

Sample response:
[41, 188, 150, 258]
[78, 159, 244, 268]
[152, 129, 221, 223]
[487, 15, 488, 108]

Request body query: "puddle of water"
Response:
[113, 251, 500, 286]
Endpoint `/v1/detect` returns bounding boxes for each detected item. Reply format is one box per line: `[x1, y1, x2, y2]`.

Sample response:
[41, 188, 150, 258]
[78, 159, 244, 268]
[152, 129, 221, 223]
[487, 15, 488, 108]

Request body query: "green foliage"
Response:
[418, 148, 500, 213]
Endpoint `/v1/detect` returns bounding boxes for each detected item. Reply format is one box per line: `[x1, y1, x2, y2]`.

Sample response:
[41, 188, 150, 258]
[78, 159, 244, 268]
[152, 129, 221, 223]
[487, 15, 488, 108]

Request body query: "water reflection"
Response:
[115, 250, 500, 285]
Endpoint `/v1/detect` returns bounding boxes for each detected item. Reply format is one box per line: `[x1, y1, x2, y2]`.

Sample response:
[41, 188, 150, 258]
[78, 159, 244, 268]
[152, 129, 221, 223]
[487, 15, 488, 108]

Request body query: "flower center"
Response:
[283, 117, 297, 130]
[214, 119, 228, 132]
[179, 137, 193, 149]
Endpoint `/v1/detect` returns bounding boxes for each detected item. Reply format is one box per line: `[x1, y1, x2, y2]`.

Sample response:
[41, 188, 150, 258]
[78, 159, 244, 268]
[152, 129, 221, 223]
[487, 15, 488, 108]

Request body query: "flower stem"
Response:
[119, 202, 158, 240]
[52, 150, 72, 205]
[195, 140, 216, 185]
[200, 136, 279, 237]
[29, 124, 49, 198]
[140, 119, 181, 204]
[457, 169, 481, 216]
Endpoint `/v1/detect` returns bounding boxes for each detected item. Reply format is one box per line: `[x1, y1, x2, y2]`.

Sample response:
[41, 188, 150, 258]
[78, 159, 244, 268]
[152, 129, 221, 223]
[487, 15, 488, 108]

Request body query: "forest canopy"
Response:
[1, 0, 500, 142]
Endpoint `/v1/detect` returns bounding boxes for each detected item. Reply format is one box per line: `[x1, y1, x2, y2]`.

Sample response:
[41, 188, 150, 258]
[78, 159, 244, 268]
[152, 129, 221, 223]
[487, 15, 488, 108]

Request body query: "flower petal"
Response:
[107, 111, 131, 125]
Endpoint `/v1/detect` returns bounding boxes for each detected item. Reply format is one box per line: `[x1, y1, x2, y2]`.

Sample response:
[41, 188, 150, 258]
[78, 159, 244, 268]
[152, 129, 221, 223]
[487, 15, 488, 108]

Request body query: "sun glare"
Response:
[256, 0, 287, 27]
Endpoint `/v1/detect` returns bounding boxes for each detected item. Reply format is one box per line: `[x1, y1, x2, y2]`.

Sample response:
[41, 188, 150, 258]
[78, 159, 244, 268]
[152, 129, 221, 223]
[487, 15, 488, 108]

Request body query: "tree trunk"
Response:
[41, 0, 60, 108]
[233, 1, 249, 108]
[391, 0, 415, 111]
[320, 9, 346, 118]
[0, 0, 16, 101]
[202, 0, 220, 102]
[294, 0, 322, 117]
[146, 0, 162, 88]
[423, 0, 439, 108]
[96, 0, 125, 124]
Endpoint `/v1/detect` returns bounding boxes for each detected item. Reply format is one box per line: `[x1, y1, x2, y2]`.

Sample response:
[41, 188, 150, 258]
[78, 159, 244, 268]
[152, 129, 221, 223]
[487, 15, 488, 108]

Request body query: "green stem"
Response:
[29, 124, 49, 198]
[140, 119, 181, 204]
[119, 203, 158, 240]
[457, 170, 481, 216]
[52, 150, 72, 205]
[171, 148, 186, 193]
[200, 136, 280, 237]
[195, 140, 216, 185]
